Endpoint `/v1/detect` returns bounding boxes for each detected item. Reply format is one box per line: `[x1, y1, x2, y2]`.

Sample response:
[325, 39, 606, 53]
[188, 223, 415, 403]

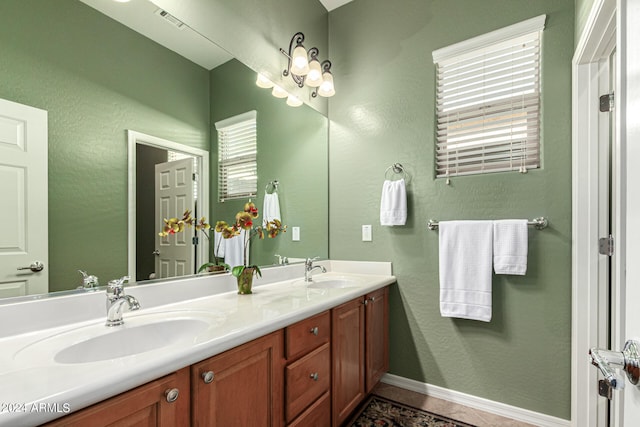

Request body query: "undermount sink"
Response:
[306, 276, 363, 289]
[15, 311, 221, 364]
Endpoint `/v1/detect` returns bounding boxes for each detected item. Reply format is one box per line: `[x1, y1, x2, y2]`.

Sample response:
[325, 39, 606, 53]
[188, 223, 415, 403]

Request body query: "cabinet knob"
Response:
[310, 326, 319, 336]
[369, 296, 376, 302]
[363, 298, 368, 305]
[165, 388, 179, 403]
[202, 371, 215, 384]
[310, 372, 319, 381]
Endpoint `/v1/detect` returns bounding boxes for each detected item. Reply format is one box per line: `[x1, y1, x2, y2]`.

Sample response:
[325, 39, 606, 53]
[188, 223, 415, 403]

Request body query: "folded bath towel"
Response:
[439, 221, 493, 322]
[263, 192, 281, 223]
[380, 179, 407, 226]
[493, 219, 528, 275]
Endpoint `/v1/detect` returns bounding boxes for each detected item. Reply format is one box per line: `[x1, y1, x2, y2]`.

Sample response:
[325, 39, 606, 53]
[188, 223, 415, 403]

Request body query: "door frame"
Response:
[127, 130, 209, 281]
[572, 0, 617, 425]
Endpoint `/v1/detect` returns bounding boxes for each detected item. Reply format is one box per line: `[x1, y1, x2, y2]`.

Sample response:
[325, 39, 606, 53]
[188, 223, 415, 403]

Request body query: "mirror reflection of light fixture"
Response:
[256, 73, 274, 89]
[271, 84, 288, 98]
[286, 94, 303, 107]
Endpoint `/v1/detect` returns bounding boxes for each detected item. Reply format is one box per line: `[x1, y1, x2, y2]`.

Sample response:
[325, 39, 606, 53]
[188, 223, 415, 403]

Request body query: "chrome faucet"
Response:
[105, 276, 140, 327]
[304, 257, 326, 282]
[77, 270, 98, 289]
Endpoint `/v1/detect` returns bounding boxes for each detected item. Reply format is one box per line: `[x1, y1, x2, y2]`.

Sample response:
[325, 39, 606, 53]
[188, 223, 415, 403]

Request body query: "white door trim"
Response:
[572, 0, 616, 425]
[126, 130, 209, 281]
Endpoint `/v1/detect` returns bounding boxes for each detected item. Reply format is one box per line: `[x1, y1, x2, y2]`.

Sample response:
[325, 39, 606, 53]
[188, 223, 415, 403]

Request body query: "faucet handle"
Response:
[107, 276, 130, 297]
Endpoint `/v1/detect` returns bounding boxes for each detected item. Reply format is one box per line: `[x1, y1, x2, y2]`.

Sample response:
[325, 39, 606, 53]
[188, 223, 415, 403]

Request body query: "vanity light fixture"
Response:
[286, 94, 303, 107]
[271, 84, 289, 98]
[256, 73, 274, 89]
[279, 32, 335, 97]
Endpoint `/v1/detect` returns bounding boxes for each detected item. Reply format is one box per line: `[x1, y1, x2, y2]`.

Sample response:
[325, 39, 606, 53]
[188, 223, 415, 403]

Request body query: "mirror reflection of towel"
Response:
[263, 192, 281, 223]
[224, 229, 247, 268]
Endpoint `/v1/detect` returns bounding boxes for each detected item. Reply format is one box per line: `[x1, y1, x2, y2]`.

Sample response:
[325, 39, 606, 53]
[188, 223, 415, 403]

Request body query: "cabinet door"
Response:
[365, 286, 389, 393]
[43, 368, 190, 427]
[191, 331, 284, 427]
[331, 297, 365, 427]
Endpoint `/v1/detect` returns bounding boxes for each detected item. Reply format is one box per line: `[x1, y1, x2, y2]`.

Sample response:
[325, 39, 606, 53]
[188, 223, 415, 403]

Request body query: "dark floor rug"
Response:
[347, 395, 478, 427]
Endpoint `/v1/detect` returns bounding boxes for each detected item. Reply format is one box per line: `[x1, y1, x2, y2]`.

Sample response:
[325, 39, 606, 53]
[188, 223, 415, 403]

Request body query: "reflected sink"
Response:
[15, 311, 220, 364]
[306, 276, 363, 289]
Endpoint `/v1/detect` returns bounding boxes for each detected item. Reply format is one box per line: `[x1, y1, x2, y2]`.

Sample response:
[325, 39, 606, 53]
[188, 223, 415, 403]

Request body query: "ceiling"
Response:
[318, 0, 353, 11]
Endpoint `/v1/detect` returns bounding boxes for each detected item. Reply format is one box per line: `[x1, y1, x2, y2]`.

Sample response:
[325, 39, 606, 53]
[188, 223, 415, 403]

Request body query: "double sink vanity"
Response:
[0, 260, 395, 426]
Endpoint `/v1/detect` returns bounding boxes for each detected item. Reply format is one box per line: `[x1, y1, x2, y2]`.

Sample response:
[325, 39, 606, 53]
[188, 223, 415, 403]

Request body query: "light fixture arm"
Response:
[280, 32, 307, 87]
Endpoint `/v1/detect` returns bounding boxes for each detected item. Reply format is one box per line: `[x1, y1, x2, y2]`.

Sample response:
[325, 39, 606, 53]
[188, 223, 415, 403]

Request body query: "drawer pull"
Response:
[202, 371, 215, 384]
[310, 326, 319, 336]
[310, 372, 319, 381]
[165, 388, 179, 403]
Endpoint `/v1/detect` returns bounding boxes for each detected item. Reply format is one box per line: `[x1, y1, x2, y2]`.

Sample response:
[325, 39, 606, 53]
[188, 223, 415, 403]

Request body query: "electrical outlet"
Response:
[362, 225, 372, 242]
[292, 226, 300, 241]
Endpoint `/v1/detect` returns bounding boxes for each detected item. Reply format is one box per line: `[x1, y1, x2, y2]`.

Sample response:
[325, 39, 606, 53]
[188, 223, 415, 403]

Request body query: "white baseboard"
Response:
[381, 373, 570, 427]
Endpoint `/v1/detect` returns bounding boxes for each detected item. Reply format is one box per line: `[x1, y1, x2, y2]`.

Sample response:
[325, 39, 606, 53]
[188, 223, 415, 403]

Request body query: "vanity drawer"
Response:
[287, 391, 330, 427]
[285, 310, 330, 359]
[285, 342, 330, 422]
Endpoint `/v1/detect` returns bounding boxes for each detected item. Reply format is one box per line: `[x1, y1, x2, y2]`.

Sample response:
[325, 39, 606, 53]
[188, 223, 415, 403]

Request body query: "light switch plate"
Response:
[362, 225, 372, 242]
[292, 226, 300, 241]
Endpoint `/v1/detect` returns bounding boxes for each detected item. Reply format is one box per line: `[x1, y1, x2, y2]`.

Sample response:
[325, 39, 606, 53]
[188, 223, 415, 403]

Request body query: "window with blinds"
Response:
[432, 15, 545, 178]
[215, 110, 257, 202]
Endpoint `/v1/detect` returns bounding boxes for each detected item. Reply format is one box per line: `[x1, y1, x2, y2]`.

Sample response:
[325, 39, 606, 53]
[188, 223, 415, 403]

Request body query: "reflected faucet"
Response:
[304, 257, 326, 282]
[77, 270, 98, 289]
[105, 276, 140, 327]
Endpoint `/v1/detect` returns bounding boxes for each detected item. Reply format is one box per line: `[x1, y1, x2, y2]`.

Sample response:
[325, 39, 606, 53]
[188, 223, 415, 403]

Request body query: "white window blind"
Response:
[215, 111, 257, 202]
[432, 15, 545, 178]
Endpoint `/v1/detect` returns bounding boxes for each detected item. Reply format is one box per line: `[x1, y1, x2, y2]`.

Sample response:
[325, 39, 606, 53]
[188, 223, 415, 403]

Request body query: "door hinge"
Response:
[192, 173, 198, 182]
[599, 92, 614, 112]
[192, 236, 199, 245]
[599, 235, 614, 256]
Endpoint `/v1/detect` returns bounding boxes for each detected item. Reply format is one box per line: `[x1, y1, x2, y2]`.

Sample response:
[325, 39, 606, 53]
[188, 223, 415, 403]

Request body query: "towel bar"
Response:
[427, 217, 548, 231]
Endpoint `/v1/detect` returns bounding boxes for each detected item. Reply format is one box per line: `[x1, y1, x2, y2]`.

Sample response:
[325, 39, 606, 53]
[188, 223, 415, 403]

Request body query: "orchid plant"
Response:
[158, 201, 286, 279]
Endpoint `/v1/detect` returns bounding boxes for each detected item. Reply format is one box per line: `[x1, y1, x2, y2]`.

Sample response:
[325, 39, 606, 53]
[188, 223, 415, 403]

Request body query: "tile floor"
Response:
[372, 382, 537, 427]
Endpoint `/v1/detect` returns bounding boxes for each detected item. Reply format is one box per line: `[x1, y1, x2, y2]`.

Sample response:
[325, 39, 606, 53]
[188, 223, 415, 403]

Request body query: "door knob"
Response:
[17, 261, 44, 272]
[590, 340, 640, 391]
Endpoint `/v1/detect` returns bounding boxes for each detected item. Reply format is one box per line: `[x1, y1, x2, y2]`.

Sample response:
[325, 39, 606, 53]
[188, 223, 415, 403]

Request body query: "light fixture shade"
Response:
[291, 45, 310, 76]
[271, 84, 289, 98]
[317, 71, 335, 97]
[256, 73, 274, 89]
[286, 94, 303, 107]
[305, 59, 323, 88]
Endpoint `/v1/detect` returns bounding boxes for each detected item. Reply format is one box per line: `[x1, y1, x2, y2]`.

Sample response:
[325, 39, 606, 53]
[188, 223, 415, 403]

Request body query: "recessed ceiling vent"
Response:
[154, 9, 186, 30]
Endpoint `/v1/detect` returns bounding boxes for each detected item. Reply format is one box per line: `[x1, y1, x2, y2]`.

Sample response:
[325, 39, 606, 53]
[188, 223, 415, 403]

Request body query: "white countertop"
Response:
[0, 261, 395, 426]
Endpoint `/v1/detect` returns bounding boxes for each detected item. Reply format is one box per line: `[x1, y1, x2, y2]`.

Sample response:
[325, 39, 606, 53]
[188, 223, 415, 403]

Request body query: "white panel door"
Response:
[619, 0, 640, 422]
[0, 98, 48, 297]
[154, 158, 194, 279]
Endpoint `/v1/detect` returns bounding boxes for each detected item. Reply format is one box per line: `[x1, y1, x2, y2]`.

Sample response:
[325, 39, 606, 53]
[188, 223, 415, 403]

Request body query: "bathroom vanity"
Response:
[0, 261, 394, 426]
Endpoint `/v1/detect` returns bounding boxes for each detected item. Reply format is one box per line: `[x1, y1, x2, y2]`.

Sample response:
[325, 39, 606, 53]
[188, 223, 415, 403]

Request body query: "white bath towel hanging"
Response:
[213, 231, 225, 258]
[263, 192, 281, 223]
[380, 179, 407, 226]
[493, 219, 528, 275]
[439, 221, 494, 322]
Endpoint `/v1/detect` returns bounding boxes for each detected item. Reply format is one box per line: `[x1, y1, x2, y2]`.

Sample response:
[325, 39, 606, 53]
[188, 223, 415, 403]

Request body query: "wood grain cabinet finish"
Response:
[285, 343, 330, 422]
[43, 367, 190, 427]
[190, 331, 284, 427]
[285, 310, 330, 360]
[287, 391, 330, 427]
[332, 287, 389, 426]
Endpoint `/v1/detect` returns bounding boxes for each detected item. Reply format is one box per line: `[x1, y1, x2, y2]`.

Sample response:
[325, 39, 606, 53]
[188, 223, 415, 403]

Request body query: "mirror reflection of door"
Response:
[0, 98, 48, 297]
[154, 157, 195, 279]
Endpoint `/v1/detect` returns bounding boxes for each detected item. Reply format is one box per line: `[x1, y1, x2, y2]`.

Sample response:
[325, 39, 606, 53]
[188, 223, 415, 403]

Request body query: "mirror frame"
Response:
[126, 130, 210, 281]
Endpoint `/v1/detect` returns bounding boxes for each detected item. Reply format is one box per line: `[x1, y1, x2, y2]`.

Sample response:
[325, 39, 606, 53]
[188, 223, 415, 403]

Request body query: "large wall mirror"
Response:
[0, 0, 328, 300]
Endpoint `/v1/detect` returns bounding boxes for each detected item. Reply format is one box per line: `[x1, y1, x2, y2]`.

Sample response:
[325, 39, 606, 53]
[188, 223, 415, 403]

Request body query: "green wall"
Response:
[328, 0, 574, 419]
[210, 59, 329, 267]
[0, 0, 210, 290]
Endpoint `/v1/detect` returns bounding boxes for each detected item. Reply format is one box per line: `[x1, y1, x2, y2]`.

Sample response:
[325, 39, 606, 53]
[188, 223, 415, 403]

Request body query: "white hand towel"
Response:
[439, 221, 493, 322]
[224, 229, 247, 268]
[493, 219, 528, 275]
[263, 192, 281, 223]
[213, 231, 225, 258]
[380, 179, 407, 226]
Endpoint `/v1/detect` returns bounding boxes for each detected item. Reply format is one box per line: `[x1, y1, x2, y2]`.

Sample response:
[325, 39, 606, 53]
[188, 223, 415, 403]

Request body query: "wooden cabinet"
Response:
[43, 367, 190, 427]
[190, 331, 284, 427]
[331, 287, 389, 426]
[284, 311, 331, 427]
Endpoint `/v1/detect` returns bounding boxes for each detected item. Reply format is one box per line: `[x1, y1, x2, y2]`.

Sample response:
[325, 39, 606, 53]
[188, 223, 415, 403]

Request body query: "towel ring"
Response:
[265, 180, 279, 194]
[384, 163, 407, 181]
